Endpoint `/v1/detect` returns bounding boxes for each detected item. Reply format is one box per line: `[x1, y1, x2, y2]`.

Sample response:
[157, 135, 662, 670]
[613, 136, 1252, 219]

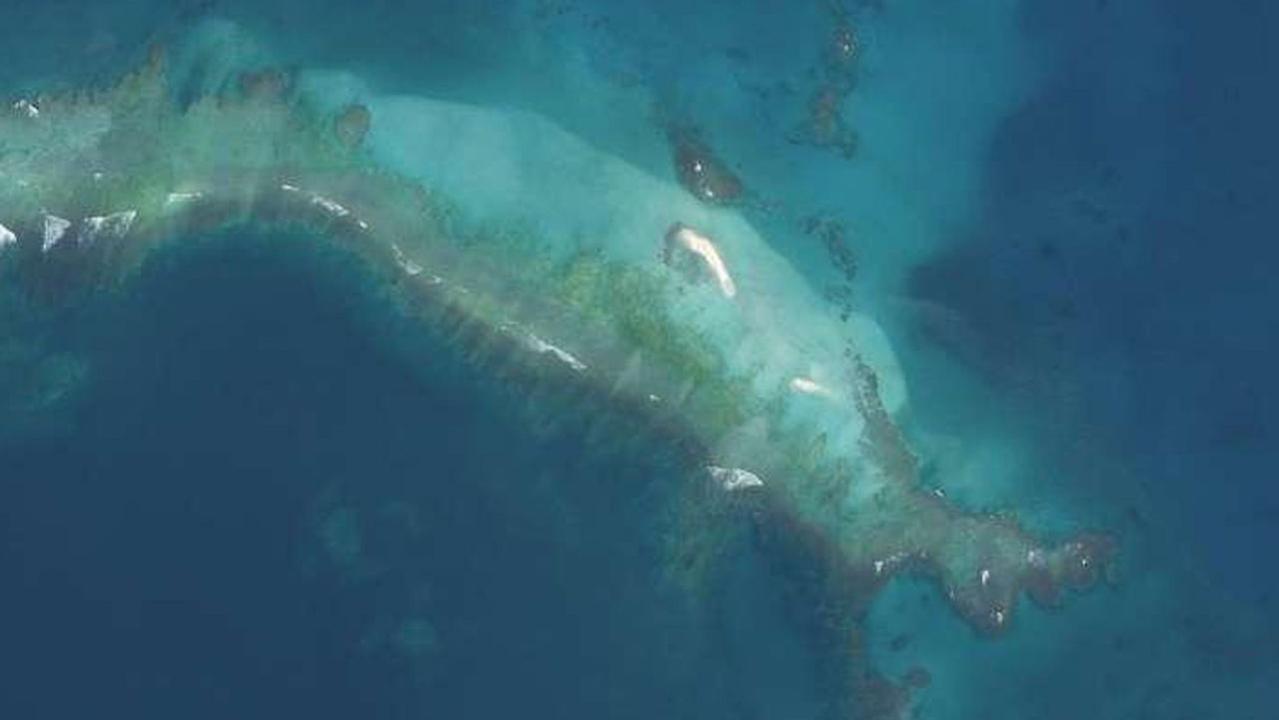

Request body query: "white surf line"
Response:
[0, 221, 16, 249]
[391, 243, 442, 284]
[279, 183, 347, 216]
[78, 210, 137, 246]
[42, 214, 71, 253]
[872, 551, 910, 576]
[525, 332, 589, 372]
[279, 183, 369, 229]
[668, 223, 737, 298]
[502, 321, 588, 373]
[706, 465, 764, 491]
[309, 193, 350, 218]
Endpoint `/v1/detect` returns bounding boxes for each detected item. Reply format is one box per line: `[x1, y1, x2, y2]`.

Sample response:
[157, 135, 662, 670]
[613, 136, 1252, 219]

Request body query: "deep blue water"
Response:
[0, 233, 830, 718]
[893, 0, 1279, 715]
[2, 0, 1278, 717]
[942, 0, 1279, 607]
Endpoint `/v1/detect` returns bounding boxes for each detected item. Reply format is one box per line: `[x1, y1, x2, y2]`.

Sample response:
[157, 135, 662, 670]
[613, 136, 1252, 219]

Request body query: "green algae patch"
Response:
[554, 252, 718, 382]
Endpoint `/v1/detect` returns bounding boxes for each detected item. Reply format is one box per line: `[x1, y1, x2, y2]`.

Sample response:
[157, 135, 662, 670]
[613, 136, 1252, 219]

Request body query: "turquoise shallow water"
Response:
[2, 1, 1277, 718]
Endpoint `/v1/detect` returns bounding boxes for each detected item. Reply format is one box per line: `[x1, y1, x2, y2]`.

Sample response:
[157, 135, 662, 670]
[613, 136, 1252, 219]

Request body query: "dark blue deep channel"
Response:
[0, 231, 827, 719]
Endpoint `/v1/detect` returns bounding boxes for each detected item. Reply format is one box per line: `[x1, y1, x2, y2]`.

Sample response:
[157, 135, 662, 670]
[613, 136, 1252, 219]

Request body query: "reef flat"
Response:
[0, 33, 1113, 719]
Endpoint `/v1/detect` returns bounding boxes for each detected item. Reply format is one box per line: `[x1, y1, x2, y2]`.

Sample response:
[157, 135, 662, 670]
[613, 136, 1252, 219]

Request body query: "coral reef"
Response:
[789, 3, 862, 160]
[0, 39, 1116, 718]
[666, 125, 745, 205]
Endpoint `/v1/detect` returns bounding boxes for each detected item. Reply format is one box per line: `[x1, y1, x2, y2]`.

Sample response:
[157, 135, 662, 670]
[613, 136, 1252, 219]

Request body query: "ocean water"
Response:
[0, 232, 831, 718]
[2, 1, 1277, 719]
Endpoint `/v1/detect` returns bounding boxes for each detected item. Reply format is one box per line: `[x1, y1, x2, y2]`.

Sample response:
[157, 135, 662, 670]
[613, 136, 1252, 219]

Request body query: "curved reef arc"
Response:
[0, 40, 1116, 719]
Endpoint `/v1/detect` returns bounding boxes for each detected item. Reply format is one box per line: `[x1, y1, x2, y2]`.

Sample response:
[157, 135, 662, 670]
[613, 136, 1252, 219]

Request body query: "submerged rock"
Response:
[334, 103, 371, 148]
[803, 215, 858, 284]
[239, 68, 290, 102]
[667, 126, 745, 205]
[790, 85, 859, 160]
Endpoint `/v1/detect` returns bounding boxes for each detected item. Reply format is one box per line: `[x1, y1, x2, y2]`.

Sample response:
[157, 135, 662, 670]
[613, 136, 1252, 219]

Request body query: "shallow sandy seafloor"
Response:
[0, 15, 1118, 720]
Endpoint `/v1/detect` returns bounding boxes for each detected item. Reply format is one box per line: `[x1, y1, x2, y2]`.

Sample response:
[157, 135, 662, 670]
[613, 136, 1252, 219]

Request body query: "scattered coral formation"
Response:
[804, 214, 860, 322]
[789, 3, 862, 159]
[804, 214, 859, 284]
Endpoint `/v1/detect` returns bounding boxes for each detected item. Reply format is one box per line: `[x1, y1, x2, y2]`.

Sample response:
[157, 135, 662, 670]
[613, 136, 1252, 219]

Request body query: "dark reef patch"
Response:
[667, 124, 746, 206]
[787, 2, 862, 160]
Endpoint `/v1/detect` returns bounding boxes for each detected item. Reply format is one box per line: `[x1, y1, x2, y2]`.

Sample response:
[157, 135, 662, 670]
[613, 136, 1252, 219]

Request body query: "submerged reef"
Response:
[803, 214, 860, 323]
[666, 125, 746, 206]
[0, 38, 1115, 719]
[788, 3, 862, 160]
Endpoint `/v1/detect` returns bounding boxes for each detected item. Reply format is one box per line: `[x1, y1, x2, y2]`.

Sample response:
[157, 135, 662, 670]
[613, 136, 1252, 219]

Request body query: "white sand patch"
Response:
[790, 376, 837, 399]
[668, 223, 737, 298]
[166, 191, 203, 204]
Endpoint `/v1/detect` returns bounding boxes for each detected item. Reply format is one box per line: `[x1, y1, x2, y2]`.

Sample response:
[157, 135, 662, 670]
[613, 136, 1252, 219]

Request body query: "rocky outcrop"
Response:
[334, 103, 372, 148]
